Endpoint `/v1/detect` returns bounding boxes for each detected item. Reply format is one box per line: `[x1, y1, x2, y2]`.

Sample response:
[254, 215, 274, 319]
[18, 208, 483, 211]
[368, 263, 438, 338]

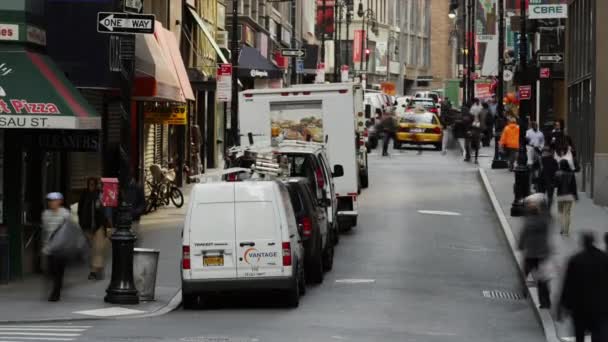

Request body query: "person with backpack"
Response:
[555, 159, 579, 236]
[78, 178, 106, 280]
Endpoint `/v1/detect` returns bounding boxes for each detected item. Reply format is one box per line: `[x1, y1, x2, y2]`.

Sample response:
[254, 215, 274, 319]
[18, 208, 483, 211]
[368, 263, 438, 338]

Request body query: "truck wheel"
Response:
[332, 223, 340, 246]
[308, 248, 324, 284]
[360, 169, 369, 189]
[298, 267, 306, 296]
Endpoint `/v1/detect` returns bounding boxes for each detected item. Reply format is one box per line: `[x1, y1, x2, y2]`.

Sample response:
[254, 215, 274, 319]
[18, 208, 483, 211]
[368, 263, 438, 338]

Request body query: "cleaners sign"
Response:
[529, 4, 568, 19]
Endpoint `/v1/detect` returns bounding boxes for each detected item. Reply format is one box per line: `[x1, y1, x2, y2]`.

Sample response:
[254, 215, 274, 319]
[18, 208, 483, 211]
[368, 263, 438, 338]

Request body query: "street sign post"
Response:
[216, 64, 232, 103]
[537, 53, 563, 64]
[281, 48, 306, 58]
[97, 12, 155, 34]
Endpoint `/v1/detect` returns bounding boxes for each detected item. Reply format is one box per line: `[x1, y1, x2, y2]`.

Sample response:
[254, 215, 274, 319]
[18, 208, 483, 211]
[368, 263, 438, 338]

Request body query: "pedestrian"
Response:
[78, 178, 106, 280]
[555, 159, 578, 236]
[479, 103, 491, 147]
[518, 193, 552, 309]
[470, 117, 482, 164]
[126, 177, 146, 245]
[558, 232, 608, 342]
[555, 143, 576, 174]
[379, 112, 397, 157]
[41, 192, 71, 302]
[499, 117, 520, 171]
[469, 98, 482, 121]
[540, 146, 558, 207]
[462, 104, 474, 162]
[550, 120, 565, 150]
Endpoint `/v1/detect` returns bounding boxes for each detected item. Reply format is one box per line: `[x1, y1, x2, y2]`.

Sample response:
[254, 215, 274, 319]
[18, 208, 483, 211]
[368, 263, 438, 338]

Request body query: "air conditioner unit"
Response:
[216, 31, 228, 49]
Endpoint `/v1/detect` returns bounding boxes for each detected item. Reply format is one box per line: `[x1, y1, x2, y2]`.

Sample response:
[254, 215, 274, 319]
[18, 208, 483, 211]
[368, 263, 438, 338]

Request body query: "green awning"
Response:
[0, 47, 100, 130]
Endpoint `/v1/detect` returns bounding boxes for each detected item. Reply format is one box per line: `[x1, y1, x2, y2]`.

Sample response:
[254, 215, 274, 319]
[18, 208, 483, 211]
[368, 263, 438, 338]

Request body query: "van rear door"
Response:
[188, 183, 237, 280]
[235, 183, 284, 278]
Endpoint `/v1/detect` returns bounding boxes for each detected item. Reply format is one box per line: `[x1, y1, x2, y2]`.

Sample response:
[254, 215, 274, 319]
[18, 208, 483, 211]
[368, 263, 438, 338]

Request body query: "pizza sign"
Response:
[0, 99, 61, 114]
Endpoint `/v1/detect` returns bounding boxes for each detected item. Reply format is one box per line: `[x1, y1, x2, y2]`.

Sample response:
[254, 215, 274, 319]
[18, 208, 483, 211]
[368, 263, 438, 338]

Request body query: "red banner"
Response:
[353, 30, 366, 65]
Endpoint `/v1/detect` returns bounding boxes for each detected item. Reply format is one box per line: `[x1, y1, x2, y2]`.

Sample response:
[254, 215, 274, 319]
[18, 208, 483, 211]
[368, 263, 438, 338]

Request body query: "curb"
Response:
[0, 289, 182, 324]
[478, 168, 561, 342]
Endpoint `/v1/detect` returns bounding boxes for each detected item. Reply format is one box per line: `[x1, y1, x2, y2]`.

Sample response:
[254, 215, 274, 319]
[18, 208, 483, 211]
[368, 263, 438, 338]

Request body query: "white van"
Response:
[181, 181, 305, 308]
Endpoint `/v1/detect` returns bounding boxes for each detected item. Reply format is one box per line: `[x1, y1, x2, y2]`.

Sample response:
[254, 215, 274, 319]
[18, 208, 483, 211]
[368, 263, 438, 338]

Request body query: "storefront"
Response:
[133, 23, 194, 190]
[0, 46, 101, 278]
[238, 45, 284, 89]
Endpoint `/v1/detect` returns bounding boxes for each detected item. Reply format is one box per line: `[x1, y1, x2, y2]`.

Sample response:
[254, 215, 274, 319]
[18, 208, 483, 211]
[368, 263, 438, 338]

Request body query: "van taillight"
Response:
[182, 246, 191, 269]
[363, 128, 369, 137]
[315, 168, 325, 189]
[282, 242, 292, 266]
[227, 173, 238, 182]
[300, 217, 312, 237]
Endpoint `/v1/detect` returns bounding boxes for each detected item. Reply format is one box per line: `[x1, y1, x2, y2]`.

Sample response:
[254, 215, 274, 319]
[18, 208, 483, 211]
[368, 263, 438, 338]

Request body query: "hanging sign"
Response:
[216, 63, 232, 103]
[539, 67, 551, 79]
[144, 104, 187, 125]
[519, 85, 532, 100]
[529, 4, 568, 19]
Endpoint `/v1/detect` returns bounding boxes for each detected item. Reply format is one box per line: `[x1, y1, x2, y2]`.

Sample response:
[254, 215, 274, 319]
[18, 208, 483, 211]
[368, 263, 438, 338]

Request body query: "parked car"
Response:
[415, 91, 442, 104]
[395, 111, 444, 151]
[181, 181, 305, 308]
[405, 98, 440, 115]
[283, 178, 334, 284]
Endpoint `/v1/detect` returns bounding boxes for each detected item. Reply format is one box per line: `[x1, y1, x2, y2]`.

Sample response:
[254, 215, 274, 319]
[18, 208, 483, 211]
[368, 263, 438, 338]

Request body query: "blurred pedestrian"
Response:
[555, 159, 578, 236]
[470, 98, 482, 120]
[462, 103, 474, 162]
[499, 117, 520, 171]
[78, 178, 106, 280]
[559, 232, 608, 342]
[41, 192, 71, 302]
[540, 146, 558, 207]
[479, 103, 491, 147]
[518, 193, 552, 309]
[555, 142, 576, 172]
[470, 117, 482, 164]
[379, 112, 397, 157]
[550, 120, 565, 150]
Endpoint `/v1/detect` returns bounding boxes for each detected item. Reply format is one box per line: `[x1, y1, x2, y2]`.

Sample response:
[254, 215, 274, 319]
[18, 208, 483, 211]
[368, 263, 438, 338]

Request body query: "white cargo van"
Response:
[240, 83, 362, 230]
[181, 181, 305, 308]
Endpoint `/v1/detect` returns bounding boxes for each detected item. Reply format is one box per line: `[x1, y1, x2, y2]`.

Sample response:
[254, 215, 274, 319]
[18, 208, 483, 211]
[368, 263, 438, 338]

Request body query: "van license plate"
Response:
[203, 256, 224, 266]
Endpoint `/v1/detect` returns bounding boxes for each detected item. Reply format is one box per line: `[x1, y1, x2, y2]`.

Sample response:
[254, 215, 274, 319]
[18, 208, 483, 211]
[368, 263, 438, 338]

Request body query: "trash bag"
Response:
[46, 219, 89, 260]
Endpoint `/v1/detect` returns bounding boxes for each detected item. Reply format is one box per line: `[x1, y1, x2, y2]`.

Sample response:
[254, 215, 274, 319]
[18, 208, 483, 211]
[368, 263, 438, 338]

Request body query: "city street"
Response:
[23, 150, 544, 342]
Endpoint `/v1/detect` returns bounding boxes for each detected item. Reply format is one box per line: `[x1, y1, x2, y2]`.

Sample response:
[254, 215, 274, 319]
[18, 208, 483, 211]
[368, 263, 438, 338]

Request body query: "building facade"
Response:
[566, 0, 608, 205]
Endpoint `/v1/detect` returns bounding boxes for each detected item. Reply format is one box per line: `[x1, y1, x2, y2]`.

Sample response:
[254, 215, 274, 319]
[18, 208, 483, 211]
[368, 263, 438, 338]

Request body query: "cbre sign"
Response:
[529, 4, 568, 19]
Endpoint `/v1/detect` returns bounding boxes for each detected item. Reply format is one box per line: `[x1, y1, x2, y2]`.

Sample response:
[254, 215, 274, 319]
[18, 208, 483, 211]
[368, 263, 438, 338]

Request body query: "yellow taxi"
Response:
[395, 111, 443, 150]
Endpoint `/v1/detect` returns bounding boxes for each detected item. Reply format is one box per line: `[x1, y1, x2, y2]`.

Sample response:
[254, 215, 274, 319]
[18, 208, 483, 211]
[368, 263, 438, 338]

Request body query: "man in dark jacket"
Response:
[379, 113, 397, 157]
[461, 104, 474, 162]
[559, 233, 608, 342]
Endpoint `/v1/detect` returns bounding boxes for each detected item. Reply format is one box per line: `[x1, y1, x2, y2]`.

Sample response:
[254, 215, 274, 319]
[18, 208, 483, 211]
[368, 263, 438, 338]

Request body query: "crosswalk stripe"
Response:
[0, 338, 76, 341]
[0, 329, 85, 332]
[0, 333, 79, 337]
[0, 327, 90, 329]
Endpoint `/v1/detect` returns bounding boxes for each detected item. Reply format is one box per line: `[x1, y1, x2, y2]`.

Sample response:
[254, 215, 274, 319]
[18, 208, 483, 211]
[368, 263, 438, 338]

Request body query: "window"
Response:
[400, 113, 438, 125]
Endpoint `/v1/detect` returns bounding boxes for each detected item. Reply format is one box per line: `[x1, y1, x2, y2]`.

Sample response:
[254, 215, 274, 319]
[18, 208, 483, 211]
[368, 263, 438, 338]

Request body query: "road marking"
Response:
[0, 327, 90, 330]
[417, 210, 462, 216]
[0, 333, 79, 337]
[0, 325, 91, 342]
[335, 279, 375, 284]
[0, 338, 76, 341]
[73, 307, 146, 317]
[0, 329, 85, 332]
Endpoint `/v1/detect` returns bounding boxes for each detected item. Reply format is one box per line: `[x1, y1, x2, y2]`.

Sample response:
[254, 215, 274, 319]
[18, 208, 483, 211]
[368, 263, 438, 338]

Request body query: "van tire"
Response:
[332, 224, 340, 246]
[285, 273, 300, 308]
[323, 241, 334, 272]
[308, 249, 324, 284]
[299, 269, 306, 296]
[360, 169, 369, 189]
[182, 293, 198, 310]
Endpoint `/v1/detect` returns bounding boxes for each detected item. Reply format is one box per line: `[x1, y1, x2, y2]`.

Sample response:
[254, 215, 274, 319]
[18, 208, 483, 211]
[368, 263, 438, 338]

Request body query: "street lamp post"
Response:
[105, 1, 139, 305]
[345, 2, 352, 72]
[492, 0, 509, 169]
[511, 0, 531, 216]
[467, 0, 475, 103]
[461, 0, 468, 104]
[231, 0, 239, 146]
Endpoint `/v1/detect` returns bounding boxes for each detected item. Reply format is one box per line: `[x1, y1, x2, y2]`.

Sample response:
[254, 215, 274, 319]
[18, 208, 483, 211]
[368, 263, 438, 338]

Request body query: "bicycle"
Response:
[145, 164, 184, 213]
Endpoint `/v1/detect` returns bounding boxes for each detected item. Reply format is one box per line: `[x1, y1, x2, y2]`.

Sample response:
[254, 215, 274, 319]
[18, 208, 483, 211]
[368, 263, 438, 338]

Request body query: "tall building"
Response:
[566, 0, 607, 205]
[429, 0, 458, 91]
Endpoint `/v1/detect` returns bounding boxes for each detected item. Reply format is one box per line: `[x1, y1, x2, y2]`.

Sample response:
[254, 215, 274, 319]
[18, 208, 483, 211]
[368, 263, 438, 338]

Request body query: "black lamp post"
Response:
[511, 0, 531, 216]
[105, 0, 139, 305]
[492, 0, 509, 169]
[357, 1, 376, 75]
[467, 0, 475, 104]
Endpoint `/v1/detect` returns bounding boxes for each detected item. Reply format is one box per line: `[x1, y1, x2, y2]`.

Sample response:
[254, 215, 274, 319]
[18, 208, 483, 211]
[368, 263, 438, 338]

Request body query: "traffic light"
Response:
[365, 48, 371, 62]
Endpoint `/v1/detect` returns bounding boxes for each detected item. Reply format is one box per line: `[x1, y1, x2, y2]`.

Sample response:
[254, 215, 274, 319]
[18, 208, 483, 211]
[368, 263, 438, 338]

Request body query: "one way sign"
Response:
[97, 12, 155, 34]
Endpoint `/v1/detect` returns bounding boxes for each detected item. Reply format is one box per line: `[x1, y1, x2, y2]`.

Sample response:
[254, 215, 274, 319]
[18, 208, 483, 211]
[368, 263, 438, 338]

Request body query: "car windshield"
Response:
[400, 113, 437, 124]
[411, 100, 435, 108]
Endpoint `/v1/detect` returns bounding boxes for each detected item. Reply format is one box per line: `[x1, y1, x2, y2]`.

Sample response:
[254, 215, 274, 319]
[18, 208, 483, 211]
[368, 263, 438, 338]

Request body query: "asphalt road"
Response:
[78, 149, 545, 342]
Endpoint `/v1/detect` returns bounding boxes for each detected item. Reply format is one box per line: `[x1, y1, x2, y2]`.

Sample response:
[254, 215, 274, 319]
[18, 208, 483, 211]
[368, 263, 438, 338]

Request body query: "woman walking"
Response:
[41, 192, 71, 301]
[555, 159, 578, 236]
[78, 178, 106, 280]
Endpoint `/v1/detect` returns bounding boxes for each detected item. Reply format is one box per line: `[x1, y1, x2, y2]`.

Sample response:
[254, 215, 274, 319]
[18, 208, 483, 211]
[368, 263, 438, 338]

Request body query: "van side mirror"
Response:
[332, 165, 344, 178]
[365, 104, 371, 119]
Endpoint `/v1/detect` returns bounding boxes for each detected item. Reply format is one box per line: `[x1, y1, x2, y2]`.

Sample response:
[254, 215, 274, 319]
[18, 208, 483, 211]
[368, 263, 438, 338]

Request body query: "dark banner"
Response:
[22, 130, 101, 152]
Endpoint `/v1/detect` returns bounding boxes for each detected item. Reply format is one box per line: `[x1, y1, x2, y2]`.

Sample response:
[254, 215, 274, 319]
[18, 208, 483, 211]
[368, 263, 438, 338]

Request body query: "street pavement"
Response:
[474, 142, 608, 342]
[0, 188, 189, 322]
[60, 147, 545, 342]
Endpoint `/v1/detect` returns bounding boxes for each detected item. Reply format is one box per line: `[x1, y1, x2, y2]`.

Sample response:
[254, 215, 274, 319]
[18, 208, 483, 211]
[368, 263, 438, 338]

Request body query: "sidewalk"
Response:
[471, 141, 608, 342]
[0, 185, 192, 323]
